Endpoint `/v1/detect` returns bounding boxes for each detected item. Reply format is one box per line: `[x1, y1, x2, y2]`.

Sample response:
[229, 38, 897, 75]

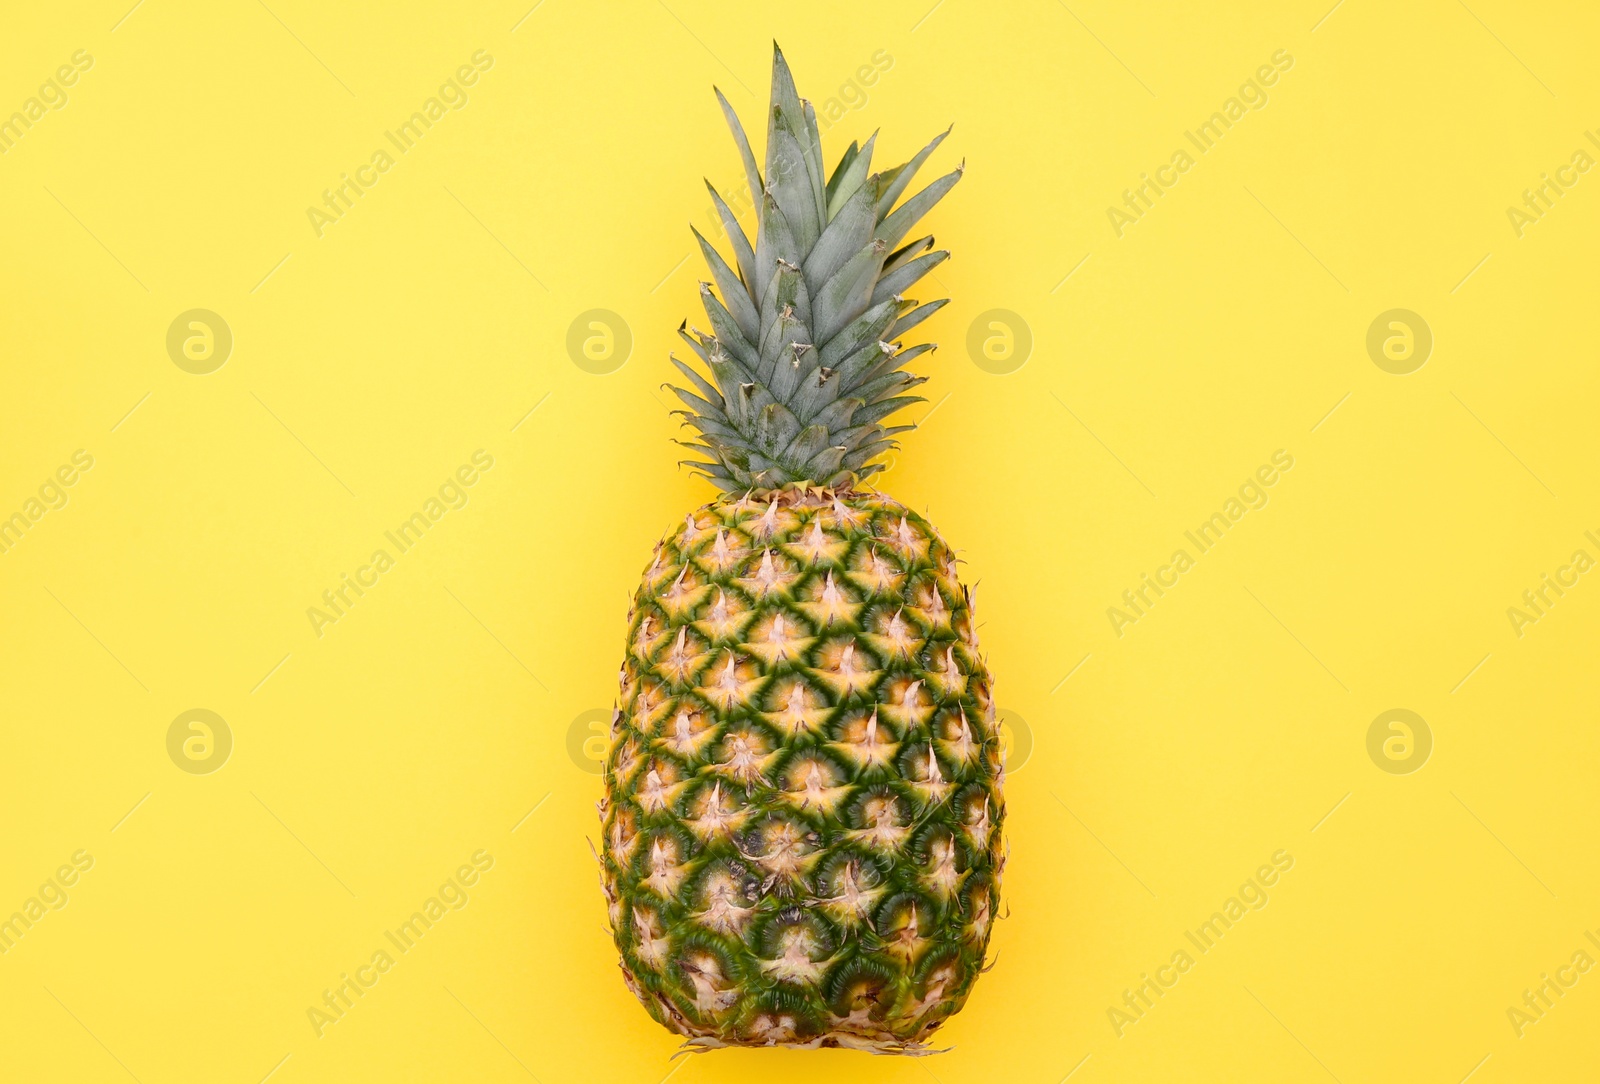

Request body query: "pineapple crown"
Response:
[670, 43, 961, 494]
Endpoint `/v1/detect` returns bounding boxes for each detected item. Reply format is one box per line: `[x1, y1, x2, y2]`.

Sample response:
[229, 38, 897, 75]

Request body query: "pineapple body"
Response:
[600, 486, 1003, 1051]
[599, 43, 994, 1049]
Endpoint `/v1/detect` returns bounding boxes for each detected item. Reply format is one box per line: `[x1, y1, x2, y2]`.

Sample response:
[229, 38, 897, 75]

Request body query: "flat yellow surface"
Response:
[2, 2, 1597, 1081]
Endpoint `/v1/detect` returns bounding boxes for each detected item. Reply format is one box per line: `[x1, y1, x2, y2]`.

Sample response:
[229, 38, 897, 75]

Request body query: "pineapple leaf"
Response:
[693, 227, 759, 342]
[669, 354, 723, 407]
[768, 341, 816, 403]
[757, 260, 811, 381]
[887, 298, 948, 339]
[875, 166, 962, 249]
[884, 235, 933, 274]
[753, 192, 802, 306]
[675, 410, 742, 444]
[825, 140, 860, 205]
[831, 339, 898, 393]
[812, 240, 887, 343]
[876, 125, 952, 219]
[755, 401, 802, 456]
[673, 46, 958, 491]
[804, 175, 880, 298]
[678, 458, 736, 490]
[805, 395, 864, 434]
[739, 382, 778, 427]
[768, 116, 822, 251]
[789, 363, 841, 422]
[700, 285, 758, 370]
[801, 98, 828, 224]
[800, 443, 849, 479]
[781, 422, 832, 464]
[705, 182, 758, 297]
[870, 250, 949, 308]
[829, 421, 877, 450]
[855, 395, 925, 427]
[759, 308, 810, 391]
[677, 320, 710, 364]
[850, 342, 935, 393]
[826, 132, 877, 221]
[667, 383, 719, 418]
[706, 348, 753, 404]
[855, 369, 925, 405]
[765, 47, 822, 249]
[715, 86, 763, 211]
[818, 297, 901, 367]
[841, 438, 894, 470]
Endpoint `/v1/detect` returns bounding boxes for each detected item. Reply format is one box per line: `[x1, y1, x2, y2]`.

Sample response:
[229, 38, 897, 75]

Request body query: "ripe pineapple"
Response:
[598, 44, 1003, 1053]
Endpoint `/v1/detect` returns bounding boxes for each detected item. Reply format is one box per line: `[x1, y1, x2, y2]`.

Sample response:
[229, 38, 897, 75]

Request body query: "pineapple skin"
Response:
[599, 486, 1004, 1052]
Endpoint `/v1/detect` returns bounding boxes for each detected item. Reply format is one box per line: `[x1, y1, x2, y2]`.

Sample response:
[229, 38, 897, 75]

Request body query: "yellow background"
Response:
[2, 1, 1597, 1081]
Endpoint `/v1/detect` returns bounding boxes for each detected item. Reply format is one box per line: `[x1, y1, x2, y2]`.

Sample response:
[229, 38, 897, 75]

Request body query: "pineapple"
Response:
[598, 44, 1002, 1053]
